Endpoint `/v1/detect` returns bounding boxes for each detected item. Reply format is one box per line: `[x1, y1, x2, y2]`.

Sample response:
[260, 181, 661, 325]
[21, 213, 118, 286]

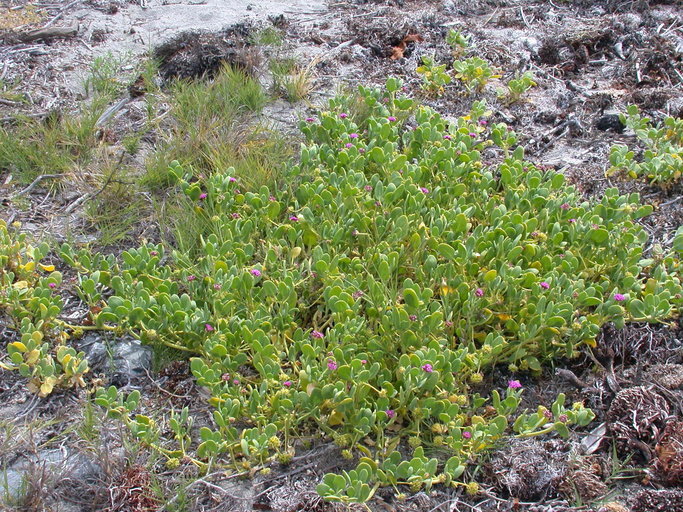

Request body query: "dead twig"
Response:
[20, 22, 79, 42]
[10, 174, 65, 198]
[41, 0, 80, 30]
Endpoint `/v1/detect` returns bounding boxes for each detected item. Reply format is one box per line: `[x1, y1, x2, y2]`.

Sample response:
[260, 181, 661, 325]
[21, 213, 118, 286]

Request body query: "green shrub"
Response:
[56, 79, 682, 501]
[608, 105, 683, 187]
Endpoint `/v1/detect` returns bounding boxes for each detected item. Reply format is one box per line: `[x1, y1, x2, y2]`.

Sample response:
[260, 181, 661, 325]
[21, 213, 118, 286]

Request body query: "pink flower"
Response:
[613, 293, 626, 301]
[221, 373, 230, 381]
[469, 132, 477, 137]
[420, 187, 429, 194]
[349, 133, 359, 139]
[479, 120, 488, 125]
[269, 195, 276, 201]
[48, 282, 57, 289]
[311, 330, 324, 339]
[283, 380, 292, 387]
[289, 215, 299, 222]
[231, 213, 240, 219]
[345, 143, 353, 148]
[540, 281, 550, 290]
[445, 320, 453, 327]
[150, 251, 158, 256]
[409, 315, 417, 321]
[305, 117, 315, 122]
[568, 218, 577, 223]
[359, 148, 366, 153]
[422, 363, 433, 373]
[475, 288, 484, 297]
[234, 188, 241, 194]
[558, 414, 568, 423]
[386, 409, 395, 418]
[339, 113, 348, 119]
[443, 135, 452, 140]
[508, 380, 522, 389]
[560, 202, 570, 210]
[327, 360, 338, 371]
[250, 269, 261, 277]
[352, 290, 364, 299]
[199, 193, 207, 199]
[462, 431, 472, 439]
[232, 379, 239, 385]
[205, 323, 214, 332]
[187, 275, 197, 282]
[388, 116, 397, 122]
[213, 283, 222, 290]
[361, 359, 367, 364]
[229, 177, 237, 183]
[364, 185, 373, 192]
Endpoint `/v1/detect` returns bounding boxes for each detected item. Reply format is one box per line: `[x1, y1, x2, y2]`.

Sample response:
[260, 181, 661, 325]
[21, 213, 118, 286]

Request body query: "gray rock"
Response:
[79, 333, 153, 387]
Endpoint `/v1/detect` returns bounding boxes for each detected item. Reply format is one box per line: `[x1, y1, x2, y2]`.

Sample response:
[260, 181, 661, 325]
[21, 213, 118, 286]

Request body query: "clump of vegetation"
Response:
[2, 78, 677, 504]
[269, 57, 315, 103]
[446, 29, 470, 58]
[452, 56, 497, 94]
[497, 71, 537, 105]
[608, 105, 683, 188]
[0, 220, 89, 396]
[416, 56, 452, 97]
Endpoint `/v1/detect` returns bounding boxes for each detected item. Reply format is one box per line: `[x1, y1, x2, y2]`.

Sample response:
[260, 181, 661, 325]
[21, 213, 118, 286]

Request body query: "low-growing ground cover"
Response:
[2, 78, 681, 508]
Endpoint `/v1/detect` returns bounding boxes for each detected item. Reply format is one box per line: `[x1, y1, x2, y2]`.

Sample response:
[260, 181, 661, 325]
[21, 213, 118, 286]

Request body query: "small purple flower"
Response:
[339, 113, 348, 119]
[221, 373, 230, 381]
[289, 215, 299, 222]
[558, 414, 568, 423]
[445, 320, 453, 327]
[386, 409, 396, 418]
[568, 218, 577, 223]
[232, 379, 240, 385]
[422, 363, 433, 373]
[443, 134, 452, 140]
[359, 148, 366, 153]
[231, 213, 240, 219]
[213, 283, 222, 290]
[311, 330, 324, 339]
[388, 116, 397, 122]
[352, 290, 364, 299]
[283, 380, 292, 387]
[250, 269, 262, 277]
[229, 177, 237, 183]
[327, 360, 338, 371]
[479, 120, 488, 125]
[613, 293, 626, 302]
[475, 288, 484, 297]
[205, 324, 214, 332]
[540, 281, 550, 290]
[48, 282, 57, 289]
[409, 314, 418, 321]
[560, 202, 570, 210]
[269, 195, 276, 201]
[462, 431, 472, 439]
[150, 251, 158, 256]
[305, 117, 315, 122]
[345, 143, 353, 149]
[469, 132, 477, 137]
[508, 380, 522, 389]
[199, 193, 207, 200]
[364, 185, 373, 192]
[349, 133, 359, 139]
[187, 275, 197, 282]
[361, 359, 367, 364]
[543, 409, 554, 420]
[420, 187, 429, 194]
